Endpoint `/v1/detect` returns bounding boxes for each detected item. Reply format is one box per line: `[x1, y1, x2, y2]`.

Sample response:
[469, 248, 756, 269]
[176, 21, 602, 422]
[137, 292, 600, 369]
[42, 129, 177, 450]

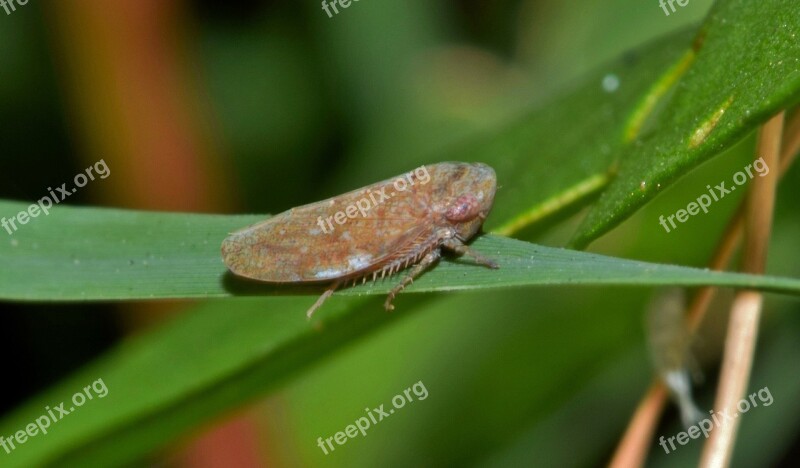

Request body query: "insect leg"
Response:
[384, 249, 441, 311]
[306, 281, 341, 319]
[442, 238, 499, 269]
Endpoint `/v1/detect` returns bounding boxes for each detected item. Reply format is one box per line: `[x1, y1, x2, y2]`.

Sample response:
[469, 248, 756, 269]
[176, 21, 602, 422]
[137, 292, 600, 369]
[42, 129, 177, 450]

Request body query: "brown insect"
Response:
[221, 162, 498, 317]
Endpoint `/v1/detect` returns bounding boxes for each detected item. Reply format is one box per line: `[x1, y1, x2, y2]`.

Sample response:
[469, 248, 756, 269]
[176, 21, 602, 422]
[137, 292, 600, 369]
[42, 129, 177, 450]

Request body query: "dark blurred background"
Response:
[4, 0, 800, 466]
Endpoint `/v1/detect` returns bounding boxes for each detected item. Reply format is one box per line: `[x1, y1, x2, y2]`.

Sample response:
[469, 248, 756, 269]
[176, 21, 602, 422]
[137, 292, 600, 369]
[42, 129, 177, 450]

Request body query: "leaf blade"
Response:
[2, 201, 800, 302]
[571, 0, 800, 247]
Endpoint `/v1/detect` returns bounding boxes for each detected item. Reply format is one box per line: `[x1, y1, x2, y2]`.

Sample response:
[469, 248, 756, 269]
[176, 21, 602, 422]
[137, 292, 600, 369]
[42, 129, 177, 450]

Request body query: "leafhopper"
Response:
[221, 162, 498, 317]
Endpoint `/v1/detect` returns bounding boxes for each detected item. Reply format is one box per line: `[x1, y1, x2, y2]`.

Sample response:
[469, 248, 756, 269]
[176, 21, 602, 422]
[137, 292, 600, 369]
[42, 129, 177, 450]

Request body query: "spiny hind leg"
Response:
[384, 250, 441, 311]
[442, 238, 499, 269]
[306, 281, 341, 319]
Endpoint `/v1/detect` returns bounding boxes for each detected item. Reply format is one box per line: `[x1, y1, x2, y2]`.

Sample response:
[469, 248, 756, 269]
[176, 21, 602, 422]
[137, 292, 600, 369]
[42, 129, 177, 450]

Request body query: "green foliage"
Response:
[571, 0, 800, 247]
[2, 201, 799, 303]
[1, 0, 799, 466]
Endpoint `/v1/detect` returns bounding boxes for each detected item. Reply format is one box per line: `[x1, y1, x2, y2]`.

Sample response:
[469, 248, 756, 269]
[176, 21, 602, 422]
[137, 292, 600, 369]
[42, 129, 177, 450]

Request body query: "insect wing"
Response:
[221, 176, 435, 283]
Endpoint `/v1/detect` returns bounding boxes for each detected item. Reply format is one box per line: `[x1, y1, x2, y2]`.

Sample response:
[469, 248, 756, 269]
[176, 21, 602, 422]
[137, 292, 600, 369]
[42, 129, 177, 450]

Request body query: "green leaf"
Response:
[570, 0, 800, 247]
[456, 27, 699, 236]
[2, 198, 800, 465]
[3, 8, 800, 465]
[2, 200, 800, 302]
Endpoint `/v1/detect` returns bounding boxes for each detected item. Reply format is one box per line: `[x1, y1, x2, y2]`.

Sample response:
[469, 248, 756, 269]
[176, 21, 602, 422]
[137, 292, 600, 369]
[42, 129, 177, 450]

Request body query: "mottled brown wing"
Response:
[221, 176, 439, 283]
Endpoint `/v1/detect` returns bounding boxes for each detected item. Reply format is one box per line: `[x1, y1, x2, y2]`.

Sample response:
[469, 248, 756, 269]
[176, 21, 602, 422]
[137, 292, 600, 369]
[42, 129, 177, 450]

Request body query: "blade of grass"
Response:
[2, 201, 800, 302]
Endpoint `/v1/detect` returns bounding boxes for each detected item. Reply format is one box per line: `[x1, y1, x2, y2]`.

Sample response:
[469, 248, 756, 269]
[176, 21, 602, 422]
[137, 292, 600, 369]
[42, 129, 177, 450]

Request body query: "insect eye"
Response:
[445, 194, 480, 222]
